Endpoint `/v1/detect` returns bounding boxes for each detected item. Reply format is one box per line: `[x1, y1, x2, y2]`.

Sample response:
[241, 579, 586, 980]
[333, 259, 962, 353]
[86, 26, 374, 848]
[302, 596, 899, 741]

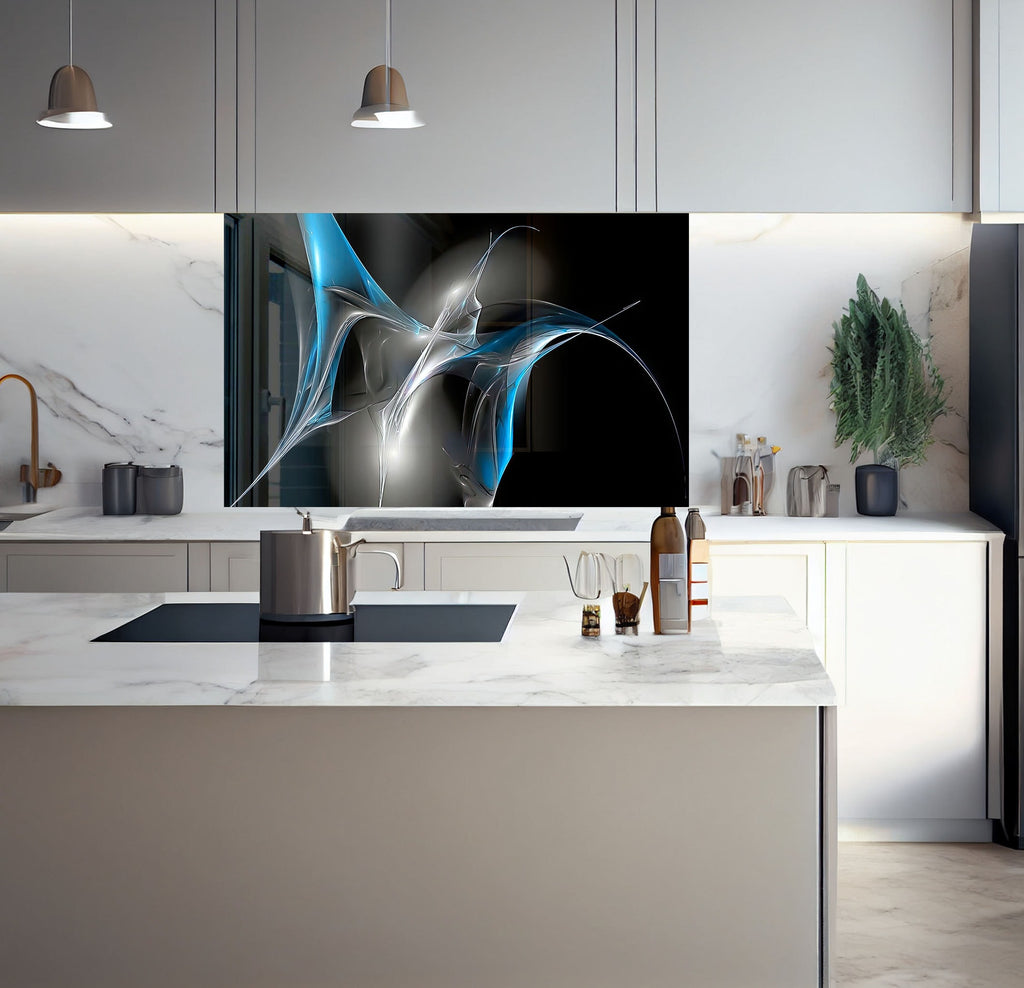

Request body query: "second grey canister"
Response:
[136, 465, 183, 515]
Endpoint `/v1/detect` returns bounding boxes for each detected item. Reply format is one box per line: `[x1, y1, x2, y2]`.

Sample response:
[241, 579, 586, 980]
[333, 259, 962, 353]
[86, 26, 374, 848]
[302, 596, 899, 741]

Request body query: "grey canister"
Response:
[102, 462, 137, 515]
[136, 465, 184, 515]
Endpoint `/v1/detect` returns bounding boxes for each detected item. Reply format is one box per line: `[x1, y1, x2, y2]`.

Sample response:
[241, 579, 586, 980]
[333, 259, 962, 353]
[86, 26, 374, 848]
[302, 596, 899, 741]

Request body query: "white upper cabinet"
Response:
[655, 0, 972, 212]
[977, 0, 1024, 212]
[0, 0, 215, 212]
[245, 0, 617, 212]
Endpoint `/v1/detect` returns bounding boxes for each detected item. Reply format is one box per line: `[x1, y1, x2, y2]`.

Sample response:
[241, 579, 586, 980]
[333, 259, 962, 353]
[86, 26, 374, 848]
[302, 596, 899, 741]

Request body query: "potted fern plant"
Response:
[828, 274, 946, 515]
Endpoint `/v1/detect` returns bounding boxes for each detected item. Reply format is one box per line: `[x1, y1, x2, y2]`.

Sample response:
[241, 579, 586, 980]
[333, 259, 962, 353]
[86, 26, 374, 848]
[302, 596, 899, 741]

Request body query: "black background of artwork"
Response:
[332, 213, 688, 507]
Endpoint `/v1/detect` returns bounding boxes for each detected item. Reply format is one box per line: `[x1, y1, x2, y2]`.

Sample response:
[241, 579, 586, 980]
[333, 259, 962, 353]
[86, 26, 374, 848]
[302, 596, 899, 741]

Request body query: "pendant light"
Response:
[351, 0, 423, 129]
[37, 0, 112, 129]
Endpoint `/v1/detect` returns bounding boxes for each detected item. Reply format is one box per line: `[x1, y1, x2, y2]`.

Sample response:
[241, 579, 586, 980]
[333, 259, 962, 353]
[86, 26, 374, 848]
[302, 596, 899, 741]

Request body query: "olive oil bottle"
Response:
[650, 506, 687, 634]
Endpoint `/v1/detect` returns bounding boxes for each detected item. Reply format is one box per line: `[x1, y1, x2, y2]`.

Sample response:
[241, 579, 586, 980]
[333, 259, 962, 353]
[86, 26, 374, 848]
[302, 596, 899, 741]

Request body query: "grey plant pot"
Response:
[855, 463, 899, 516]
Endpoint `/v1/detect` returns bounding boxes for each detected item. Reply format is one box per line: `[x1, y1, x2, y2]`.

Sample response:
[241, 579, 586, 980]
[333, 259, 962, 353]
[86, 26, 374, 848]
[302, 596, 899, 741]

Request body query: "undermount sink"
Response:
[0, 503, 56, 522]
[339, 508, 583, 532]
[93, 600, 517, 644]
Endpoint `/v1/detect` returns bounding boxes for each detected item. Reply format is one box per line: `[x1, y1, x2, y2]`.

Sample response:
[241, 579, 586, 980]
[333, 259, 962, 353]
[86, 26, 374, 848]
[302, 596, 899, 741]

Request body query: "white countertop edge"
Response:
[0, 505, 1005, 544]
[0, 590, 836, 709]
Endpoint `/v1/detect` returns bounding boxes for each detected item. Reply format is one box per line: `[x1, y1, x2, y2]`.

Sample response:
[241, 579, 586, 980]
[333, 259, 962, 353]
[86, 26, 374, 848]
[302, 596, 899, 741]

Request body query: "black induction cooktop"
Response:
[92, 602, 516, 644]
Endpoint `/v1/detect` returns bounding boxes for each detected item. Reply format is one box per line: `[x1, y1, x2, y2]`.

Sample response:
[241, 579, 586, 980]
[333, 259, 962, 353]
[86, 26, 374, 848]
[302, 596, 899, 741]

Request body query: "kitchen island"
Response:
[0, 590, 836, 988]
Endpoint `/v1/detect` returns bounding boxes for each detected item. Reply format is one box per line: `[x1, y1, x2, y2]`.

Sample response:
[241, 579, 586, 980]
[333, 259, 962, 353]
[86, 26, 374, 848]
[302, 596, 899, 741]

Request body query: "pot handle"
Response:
[357, 548, 402, 590]
[333, 536, 402, 590]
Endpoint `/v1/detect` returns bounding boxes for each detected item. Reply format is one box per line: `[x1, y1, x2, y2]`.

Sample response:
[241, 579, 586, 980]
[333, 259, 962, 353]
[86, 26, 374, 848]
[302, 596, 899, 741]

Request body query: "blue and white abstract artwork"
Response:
[231, 213, 687, 507]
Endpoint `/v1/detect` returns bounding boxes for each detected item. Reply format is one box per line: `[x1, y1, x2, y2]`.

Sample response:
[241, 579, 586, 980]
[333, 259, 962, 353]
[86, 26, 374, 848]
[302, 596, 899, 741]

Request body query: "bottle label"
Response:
[657, 552, 688, 632]
[658, 552, 687, 582]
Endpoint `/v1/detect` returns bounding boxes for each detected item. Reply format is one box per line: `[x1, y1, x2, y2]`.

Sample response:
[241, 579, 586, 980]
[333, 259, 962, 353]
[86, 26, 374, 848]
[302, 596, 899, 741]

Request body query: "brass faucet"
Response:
[0, 373, 61, 503]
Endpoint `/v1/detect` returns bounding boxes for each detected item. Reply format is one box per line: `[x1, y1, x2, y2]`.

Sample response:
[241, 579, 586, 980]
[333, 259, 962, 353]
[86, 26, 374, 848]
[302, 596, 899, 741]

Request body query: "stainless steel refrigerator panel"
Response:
[969, 224, 1020, 540]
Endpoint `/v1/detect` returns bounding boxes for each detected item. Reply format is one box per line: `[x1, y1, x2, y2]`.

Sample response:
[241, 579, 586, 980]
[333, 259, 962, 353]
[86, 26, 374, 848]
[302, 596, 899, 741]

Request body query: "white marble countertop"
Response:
[0, 590, 835, 708]
[0, 504, 1004, 544]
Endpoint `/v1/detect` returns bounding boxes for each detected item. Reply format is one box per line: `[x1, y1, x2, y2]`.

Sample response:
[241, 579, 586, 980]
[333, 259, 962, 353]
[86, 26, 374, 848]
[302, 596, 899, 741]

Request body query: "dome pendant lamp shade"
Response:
[37, 1, 112, 130]
[351, 0, 423, 129]
[38, 65, 111, 129]
[351, 65, 423, 128]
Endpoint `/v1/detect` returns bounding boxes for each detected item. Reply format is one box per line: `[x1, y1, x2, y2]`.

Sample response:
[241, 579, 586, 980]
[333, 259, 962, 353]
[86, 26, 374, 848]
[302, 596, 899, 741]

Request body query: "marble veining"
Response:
[689, 213, 974, 518]
[0, 590, 836, 708]
[0, 214, 224, 511]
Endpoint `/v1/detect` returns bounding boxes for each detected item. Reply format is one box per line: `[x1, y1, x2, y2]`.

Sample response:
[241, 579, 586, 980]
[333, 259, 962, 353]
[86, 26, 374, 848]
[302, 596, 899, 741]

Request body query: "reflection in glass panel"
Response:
[265, 257, 326, 506]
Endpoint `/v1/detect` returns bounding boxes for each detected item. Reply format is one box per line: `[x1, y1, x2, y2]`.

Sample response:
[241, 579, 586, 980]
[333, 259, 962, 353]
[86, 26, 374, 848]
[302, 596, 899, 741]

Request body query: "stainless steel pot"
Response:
[259, 511, 401, 619]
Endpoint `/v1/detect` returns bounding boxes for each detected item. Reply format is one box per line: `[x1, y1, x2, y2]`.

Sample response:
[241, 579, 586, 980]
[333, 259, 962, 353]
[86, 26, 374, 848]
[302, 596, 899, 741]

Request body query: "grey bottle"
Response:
[684, 506, 706, 547]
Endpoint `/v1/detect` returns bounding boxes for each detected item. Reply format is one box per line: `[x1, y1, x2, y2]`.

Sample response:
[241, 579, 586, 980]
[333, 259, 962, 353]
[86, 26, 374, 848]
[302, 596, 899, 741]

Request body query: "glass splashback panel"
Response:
[226, 213, 688, 507]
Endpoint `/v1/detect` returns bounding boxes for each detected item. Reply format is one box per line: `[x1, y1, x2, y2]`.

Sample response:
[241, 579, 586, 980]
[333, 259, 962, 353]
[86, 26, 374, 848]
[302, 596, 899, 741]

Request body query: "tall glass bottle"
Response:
[732, 434, 754, 516]
[650, 506, 687, 634]
[752, 441, 764, 515]
[753, 436, 773, 515]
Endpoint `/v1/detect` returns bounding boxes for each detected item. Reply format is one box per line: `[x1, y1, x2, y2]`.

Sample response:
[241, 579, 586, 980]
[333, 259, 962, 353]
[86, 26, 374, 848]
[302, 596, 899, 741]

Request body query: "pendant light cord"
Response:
[384, 0, 391, 105]
[69, 0, 74, 66]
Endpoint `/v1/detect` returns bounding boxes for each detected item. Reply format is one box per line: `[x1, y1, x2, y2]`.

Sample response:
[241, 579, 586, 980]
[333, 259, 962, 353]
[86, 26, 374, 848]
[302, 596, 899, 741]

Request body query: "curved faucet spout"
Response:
[0, 374, 60, 503]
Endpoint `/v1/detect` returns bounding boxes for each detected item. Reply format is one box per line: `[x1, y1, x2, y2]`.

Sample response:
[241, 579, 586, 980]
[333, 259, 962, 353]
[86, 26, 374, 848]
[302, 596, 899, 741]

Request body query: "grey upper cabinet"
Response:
[246, 0, 617, 212]
[0, 0, 215, 212]
[656, 0, 972, 212]
[0, 1, 975, 214]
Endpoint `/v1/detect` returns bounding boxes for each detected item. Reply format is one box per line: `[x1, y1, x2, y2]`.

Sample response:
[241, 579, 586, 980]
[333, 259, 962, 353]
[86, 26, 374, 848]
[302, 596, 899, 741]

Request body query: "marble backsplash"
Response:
[688, 213, 975, 516]
[0, 212, 978, 517]
[0, 214, 224, 510]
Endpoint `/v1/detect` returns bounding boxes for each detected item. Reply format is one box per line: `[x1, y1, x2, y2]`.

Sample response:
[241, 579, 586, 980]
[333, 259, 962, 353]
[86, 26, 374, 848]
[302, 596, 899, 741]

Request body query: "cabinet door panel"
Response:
[425, 542, 648, 591]
[3, 544, 188, 593]
[0, 0, 215, 211]
[838, 542, 986, 822]
[354, 542, 424, 592]
[658, 0, 967, 211]
[252, 0, 615, 211]
[209, 543, 260, 592]
[996, 0, 1024, 208]
[708, 543, 825, 658]
[208, 541, 424, 592]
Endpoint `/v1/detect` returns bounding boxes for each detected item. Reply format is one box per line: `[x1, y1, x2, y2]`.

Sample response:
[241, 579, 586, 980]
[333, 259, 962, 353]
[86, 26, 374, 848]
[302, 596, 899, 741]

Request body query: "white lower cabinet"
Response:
[205, 541, 425, 592]
[423, 542, 649, 591]
[690, 538, 990, 841]
[835, 541, 990, 841]
[208, 543, 260, 592]
[708, 542, 825, 659]
[0, 543, 188, 593]
[0, 540, 423, 593]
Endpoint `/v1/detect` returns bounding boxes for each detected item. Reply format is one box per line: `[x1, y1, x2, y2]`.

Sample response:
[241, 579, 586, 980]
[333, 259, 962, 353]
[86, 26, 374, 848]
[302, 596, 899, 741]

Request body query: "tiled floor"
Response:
[836, 842, 1024, 987]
